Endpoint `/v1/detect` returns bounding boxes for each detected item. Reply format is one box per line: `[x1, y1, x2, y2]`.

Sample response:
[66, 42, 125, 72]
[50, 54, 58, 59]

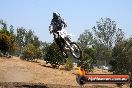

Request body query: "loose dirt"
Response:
[0, 57, 130, 88]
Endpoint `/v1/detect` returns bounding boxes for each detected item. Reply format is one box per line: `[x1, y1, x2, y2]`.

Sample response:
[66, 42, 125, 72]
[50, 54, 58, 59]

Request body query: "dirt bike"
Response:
[50, 28, 82, 59]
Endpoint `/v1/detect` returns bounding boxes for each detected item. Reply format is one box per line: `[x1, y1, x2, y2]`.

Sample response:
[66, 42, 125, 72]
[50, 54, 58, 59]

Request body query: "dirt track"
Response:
[0, 57, 130, 88]
[0, 82, 120, 88]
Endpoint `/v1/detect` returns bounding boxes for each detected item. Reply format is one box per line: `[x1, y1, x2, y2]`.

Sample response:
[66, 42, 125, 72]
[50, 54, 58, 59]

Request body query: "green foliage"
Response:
[16, 27, 26, 55]
[111, 38, 132, 74]
[93, 18, 117, 48]
[0, 33, 10, 54]
[93, 43, 112, 66]
[32, 35, 40, 48]
[78, 29, 93, 48]
[24, 30, 34, 45]
[16, 28, 41, 57]
[0, 20, 10, 36]
[0, 19, 43, 59]
[22, 44, 35, 60]
[44, 43, 65, 68]
[34, 48, 43, 59]
[77, 47, 95, 71]
[0, 20, 16, 56]
[83, 48, 95, 61]
[78, 18, 125, 66]
[9, 25, 16, 55]
[93, 18, 124, 65]
[21, 43, 43, 61]
[65, 58, 73, 71]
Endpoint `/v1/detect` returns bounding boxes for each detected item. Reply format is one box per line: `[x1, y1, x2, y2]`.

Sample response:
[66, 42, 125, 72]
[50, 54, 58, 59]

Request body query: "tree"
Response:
[44, 43, 65, 68]
[34, 48, 43, 61]
[32, 35, 40, 48]
[16, 27, 26, 55]
[24, 30, 34, 45]
[16, 27, 42, 60]
[9, 25, 16, 55]
[78, 18, 125, 66]
[93, 18, 124, 47]
[0, 20, 9, 35]
[93, 18, 116, 48]
[22, 44, 36, 61]
[77, 47, 95, 71]
[0, 20, 16, 56]
[0, 33, 10, 55]
[112, 38, 132, 74]
[93, 18, 124, 66]
[115, 28, 125, 44]
[78, 29, 94, 48]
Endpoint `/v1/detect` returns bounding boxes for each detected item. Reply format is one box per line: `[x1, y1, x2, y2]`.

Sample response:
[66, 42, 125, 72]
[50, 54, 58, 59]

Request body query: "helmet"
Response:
[53, 12, 60, 19]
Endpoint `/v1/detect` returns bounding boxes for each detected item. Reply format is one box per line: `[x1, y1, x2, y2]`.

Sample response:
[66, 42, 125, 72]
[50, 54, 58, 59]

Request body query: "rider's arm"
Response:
[49, 20, 54, 34]
[59, 17, 67, 28]
[49, 26, 53, 34]
[62, 20, 67, 28]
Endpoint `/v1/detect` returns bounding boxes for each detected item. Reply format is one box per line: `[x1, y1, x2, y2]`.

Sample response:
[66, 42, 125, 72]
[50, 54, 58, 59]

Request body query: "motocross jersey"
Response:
[50, 17, 66, 32]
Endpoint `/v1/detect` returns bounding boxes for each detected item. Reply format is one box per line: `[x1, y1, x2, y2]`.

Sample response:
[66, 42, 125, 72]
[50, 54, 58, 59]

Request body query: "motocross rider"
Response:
[49, 12, 67, 51]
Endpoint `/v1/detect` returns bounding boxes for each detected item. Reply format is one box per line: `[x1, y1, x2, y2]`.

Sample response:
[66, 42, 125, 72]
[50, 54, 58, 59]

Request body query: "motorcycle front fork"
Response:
[64, 40, 74, 52]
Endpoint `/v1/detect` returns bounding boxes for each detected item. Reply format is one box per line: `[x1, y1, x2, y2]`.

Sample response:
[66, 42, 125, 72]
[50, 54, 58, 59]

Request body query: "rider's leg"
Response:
[54, 33, 68, 58]
[53, 32, 63, 50]
[54, 32, 68, 53]
[53, 32, 58, 39]
[54, 37, 63, 51]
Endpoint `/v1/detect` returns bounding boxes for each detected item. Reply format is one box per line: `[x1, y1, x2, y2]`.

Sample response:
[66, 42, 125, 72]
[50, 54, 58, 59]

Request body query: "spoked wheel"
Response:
[70, 42, 82, 59]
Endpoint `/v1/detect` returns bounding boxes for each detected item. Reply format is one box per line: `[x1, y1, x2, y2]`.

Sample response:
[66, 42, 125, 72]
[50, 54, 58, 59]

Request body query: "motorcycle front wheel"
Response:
[69, 42, 82, 59]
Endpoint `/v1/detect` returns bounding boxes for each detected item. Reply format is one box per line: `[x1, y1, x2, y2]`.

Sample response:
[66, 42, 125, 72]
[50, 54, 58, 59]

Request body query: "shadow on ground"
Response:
[0, 82, 117, 88]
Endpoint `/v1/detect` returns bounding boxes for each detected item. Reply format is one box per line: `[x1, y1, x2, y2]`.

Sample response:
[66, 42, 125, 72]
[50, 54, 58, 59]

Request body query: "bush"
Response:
[0, 21, 16, 56]
[112, 39, 132, 74]
[0, 33, 11, 56]
[65, 58, 73, 71]
[77, 48, 94, 71]
[20, 43, 43, 61]
[21, 44, 35, 60]
[34, 48, 43, 61]
[44, 43, 65, 68]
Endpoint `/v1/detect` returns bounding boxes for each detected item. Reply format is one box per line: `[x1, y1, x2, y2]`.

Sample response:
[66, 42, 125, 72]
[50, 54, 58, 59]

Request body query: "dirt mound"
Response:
[0, 57, 129, 88]
[0, 57, 79, 85]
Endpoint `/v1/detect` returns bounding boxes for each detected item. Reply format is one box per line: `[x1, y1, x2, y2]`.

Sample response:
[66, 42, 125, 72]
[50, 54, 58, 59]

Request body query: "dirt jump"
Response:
[0, 57, 129, 88]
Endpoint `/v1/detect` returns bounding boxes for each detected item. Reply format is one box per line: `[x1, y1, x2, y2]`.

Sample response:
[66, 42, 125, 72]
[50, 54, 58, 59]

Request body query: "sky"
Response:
[0, 0, 132, 42]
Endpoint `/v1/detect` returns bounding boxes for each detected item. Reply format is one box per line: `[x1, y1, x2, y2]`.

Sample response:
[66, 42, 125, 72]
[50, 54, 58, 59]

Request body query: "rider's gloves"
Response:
[64, 23, 67, 28]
